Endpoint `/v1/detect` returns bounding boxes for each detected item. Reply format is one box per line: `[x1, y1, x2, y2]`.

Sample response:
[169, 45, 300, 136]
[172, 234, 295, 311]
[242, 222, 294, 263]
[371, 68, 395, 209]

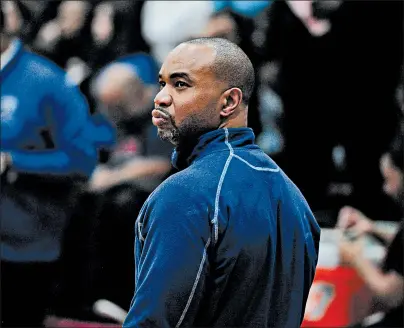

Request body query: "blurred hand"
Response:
[3, 1, 23, 34]
[0, 152, 11, 175]
[337, 206, 374, 236]
[57, 1, 89, 38]
[88, 166, 118, 192]
[339, 232, 365, 266]
[36, 20, 62, 47]
[91, 3, 114, 45]
[286, 1, 331, 37]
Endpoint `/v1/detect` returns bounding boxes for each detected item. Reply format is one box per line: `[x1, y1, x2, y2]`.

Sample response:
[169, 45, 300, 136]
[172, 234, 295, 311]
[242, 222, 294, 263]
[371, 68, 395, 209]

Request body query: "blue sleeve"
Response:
[10, 74, 98, 177]
[214, 0, 271, 18]
[85, 113, 117, 150]
[124, 184, 211, 328]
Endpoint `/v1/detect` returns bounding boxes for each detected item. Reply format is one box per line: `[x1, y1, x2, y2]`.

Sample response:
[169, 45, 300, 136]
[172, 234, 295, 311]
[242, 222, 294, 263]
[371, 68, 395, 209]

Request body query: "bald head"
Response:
[94, 63, 154, 122]
[95, 63, 139, 104]
[182, 37, 255, 105]
[154, 37, 254, 144]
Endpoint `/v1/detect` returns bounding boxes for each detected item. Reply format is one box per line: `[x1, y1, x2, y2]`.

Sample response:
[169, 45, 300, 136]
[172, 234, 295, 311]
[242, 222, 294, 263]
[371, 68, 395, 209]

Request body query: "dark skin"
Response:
[152, 43, 247, 146]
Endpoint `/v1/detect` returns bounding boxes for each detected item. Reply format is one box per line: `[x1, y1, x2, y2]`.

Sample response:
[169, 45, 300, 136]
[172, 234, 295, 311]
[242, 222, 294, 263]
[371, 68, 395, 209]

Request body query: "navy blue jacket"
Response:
[124, 128, 320, 327]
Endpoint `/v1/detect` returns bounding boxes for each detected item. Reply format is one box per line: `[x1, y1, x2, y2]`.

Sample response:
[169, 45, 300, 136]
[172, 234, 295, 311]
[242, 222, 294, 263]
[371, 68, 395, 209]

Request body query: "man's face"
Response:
[380, 154, 403, 202]
[153, 43, 226, 145]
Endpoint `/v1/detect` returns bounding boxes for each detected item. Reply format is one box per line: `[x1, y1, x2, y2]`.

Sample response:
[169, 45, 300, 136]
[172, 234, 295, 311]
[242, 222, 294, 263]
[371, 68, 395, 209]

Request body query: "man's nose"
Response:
[154, 90, 172, 108]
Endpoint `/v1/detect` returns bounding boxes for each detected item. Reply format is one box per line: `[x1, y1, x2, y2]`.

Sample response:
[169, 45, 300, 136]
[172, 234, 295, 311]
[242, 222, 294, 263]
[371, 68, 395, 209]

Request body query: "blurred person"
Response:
[124, 38, 320, 327]
[90, 0, 149, 71]
[0, 5, 99, 327]
[53, 53, 173, 317]
[33, 0, 92, 70]
[71, 0, 150, 108]
[337, 121, 404, 327]
[199, 11, 240, 44]
[90, 55, 173, 308]
[15, 0, 62, 45]
[256, 1, 403, 221]
[141, 1, 214, 64]
[89, 54, 173, 193]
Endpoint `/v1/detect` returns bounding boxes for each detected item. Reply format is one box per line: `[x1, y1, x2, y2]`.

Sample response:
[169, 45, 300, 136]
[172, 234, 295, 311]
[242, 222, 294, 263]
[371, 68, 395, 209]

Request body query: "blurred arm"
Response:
[351, 255, 404, 311]
[111, 157, 170, 180]
[10, 75, 97, 177]
[368, 225, 397, 246]
[88, 157, 171, 192]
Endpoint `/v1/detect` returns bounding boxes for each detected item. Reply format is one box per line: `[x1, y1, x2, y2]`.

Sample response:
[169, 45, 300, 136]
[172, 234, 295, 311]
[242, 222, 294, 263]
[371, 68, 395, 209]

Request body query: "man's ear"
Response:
[220, 88, 243, 118]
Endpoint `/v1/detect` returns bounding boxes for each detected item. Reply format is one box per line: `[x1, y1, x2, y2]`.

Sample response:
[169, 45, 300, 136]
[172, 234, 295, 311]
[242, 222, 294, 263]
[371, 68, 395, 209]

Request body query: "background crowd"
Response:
[1, 1, 403, 327]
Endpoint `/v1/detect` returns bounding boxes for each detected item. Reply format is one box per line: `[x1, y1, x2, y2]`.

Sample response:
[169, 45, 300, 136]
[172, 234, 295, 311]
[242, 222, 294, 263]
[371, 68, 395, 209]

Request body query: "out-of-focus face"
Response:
[200, 13, 239, 44]
[380, 154, 403, 201]
[153, 43, 226, 145]
[96, 64, 152, 123]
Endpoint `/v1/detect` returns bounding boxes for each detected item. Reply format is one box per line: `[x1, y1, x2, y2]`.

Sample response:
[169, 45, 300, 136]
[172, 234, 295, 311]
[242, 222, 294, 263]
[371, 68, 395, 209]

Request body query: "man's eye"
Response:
[159, 81, 166, 89]
[175, 81, 188, 88]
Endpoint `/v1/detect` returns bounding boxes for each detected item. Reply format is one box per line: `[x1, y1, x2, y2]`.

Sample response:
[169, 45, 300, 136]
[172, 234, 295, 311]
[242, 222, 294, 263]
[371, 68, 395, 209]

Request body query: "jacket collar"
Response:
[1, 38, 23, 72]
[171, 127, 256, 170]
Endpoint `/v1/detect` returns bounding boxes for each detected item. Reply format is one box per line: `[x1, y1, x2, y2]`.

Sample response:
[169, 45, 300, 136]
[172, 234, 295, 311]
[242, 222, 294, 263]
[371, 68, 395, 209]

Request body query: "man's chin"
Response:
[157, 128, 179, 146]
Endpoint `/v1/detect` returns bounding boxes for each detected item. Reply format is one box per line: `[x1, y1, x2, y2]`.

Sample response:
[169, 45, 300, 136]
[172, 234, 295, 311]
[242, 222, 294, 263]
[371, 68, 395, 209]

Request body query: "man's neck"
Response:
[219, 108, 248, 129]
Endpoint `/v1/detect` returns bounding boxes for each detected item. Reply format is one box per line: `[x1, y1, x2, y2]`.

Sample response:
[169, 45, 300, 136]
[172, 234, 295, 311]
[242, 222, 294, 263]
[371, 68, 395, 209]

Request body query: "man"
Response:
[338, 121, 404, 328]
[0, 6, 99, 327]
[123, 37, 320, 328]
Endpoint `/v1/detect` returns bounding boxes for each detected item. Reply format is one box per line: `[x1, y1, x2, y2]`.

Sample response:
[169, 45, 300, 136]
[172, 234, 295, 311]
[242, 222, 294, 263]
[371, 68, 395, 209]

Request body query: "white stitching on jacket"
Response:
[211, 128, 233, 245]
[175, 237, 211, 328]
[137, 222, 145, 242]
[232, 153, 280, 172]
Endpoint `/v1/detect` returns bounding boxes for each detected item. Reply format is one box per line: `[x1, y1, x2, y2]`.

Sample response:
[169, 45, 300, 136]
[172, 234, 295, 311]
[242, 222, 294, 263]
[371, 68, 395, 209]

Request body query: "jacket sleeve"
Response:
[124, 184, 212, 328]
[84, 112, 117, 150]
[10, 74, 98, 177]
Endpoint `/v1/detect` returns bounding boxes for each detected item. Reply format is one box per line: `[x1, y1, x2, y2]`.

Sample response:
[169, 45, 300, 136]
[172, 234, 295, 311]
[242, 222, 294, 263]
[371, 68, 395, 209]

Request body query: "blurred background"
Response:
[1, 1, 403, 327]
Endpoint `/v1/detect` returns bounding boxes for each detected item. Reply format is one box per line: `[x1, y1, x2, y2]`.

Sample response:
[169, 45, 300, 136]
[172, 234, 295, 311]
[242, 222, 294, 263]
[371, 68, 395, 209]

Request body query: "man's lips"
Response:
[152, 109, 170, 127]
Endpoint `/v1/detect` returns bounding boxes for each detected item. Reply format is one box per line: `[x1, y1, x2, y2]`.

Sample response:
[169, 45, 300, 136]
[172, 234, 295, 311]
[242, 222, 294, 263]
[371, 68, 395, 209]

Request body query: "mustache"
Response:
[154, 107, 171, 118]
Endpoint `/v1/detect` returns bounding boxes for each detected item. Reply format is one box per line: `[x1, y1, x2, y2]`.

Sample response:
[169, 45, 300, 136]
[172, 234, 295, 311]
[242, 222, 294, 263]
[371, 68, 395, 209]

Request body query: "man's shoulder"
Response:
[143, 171, 211, 221]
[22, 50, 65, 81]
[152, 168, 208, 200]
[230, 148, 310, 204]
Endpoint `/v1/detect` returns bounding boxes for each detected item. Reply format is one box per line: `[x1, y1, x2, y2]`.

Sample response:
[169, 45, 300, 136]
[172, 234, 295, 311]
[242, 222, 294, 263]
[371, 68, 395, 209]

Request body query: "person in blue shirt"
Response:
[123, 37, 320, 328]
[0, 12, 100, 327]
